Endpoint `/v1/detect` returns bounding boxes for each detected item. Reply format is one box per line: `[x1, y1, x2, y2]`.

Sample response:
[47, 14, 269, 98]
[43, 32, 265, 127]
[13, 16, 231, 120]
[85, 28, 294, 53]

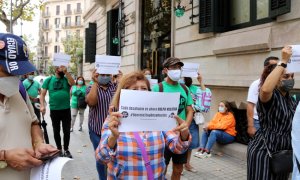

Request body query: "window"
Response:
[55, 31, 60, 42]
[199, 0, 291, 33]
[65, 17, 71, 27]
[56, 5, 60, 15]
[55, 18, 60, 28]
[45, 19, 49, 28]
[67, 4, 71, 13]
[75, 16, 81, 26]
[45, 32, 49, 42]
[44, 46, 48, 56]
[76, 30, 80, 37]
[54, 46, 60, 53]
[85, 23, 97, 63]
[66, 30, 71, 39]
[77, 3, 81, 13]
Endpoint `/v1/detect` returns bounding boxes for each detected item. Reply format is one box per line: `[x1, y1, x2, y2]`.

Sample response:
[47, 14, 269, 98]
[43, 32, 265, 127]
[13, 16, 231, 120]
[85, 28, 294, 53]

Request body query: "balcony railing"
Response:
[42, 24, 52, 30]
[73, 9, 82, 14]
[54, 24, 60, 29]
[62, 22, 83, 29]
[44, 38, 52, 44]
[42, 12, 51, 17]
[64, 10, 72, 15]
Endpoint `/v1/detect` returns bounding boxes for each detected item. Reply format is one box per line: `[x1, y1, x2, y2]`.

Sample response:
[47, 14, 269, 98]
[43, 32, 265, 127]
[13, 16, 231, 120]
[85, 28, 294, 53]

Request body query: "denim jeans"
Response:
[253, 118, 260, 131]
[89, 130, 107, 180]
[200, 130, 235, 151]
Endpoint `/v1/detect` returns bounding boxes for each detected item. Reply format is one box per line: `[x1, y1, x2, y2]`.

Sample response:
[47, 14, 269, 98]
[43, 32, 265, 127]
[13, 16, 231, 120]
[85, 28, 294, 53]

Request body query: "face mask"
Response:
[218, 106, 225, 113]
[98, 76, 111, 85]
[0, 76, 20, 97]
[280, 79, 295, 92]
[167, 70, 181, 82]
[178, 79, 185, 84]
[28, 75, 34, 81]
[145, 75, 151, 80]
[58, 71, 65, 78]
[78, 80, 83, 85]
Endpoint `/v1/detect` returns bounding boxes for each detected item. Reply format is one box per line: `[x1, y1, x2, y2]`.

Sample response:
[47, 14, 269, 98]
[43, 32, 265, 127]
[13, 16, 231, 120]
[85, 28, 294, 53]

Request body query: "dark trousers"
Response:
[50, 109, 71, 150]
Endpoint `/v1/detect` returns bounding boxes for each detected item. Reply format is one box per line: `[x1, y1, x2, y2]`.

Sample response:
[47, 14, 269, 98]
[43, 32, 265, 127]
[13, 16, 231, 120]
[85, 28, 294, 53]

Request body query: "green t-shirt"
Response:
[23, 79, 41, 102]
[70, 85, 87, 108]
[42, 76, 71, 110]
[152, 81, 193, 120]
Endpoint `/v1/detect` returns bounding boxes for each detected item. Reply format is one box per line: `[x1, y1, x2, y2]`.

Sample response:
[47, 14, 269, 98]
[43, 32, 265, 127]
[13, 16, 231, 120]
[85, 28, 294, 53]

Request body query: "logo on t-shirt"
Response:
[177, 94, 186, 115]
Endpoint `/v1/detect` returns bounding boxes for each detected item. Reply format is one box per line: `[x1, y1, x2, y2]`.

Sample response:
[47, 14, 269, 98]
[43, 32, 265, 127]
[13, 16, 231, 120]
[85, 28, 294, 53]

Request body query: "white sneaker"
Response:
[199, 152, 212, 159]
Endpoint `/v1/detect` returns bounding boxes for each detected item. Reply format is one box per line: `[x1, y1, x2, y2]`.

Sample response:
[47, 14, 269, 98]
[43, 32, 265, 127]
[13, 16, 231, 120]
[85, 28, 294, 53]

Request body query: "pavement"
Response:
[42, 106, 247, 180]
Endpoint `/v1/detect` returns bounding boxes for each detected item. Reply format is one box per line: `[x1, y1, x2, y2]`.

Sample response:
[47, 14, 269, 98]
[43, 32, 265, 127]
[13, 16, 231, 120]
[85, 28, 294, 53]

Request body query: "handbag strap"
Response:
[296, 157, 300, 172]
[26, 81, 34, 91]
[262, 134, 273, 158]
[133, 132, 154, 180]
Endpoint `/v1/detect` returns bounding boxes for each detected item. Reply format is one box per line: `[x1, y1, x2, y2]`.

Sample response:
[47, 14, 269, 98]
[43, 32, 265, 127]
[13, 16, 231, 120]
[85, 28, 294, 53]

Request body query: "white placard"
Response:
[149, 79, 158, 88]
[287, 45, 300, 73]
[53, 53, 71, 67]
[181, 63, 199, 77]
[30, 157, 72, 180]
[118, 90, 180, 132]
[95, 55, 121, 75]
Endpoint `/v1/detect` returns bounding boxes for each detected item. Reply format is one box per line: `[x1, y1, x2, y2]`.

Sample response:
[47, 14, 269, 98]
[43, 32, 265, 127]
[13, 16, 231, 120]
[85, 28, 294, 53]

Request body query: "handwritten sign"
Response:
[118, 90, 180, 132]
[53, 53, 71, 67]
[95, 55, 121, 75]
[181, 63, 199, 77]
[287, 45, 300, 73]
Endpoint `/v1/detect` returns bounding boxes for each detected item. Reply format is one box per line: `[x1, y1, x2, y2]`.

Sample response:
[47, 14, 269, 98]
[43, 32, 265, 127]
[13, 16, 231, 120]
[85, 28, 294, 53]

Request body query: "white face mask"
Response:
[167, 70, 181, 82]
[145, 74, 151, 80]
[0, 76, 20, 97]
[218, 106, 226, 113]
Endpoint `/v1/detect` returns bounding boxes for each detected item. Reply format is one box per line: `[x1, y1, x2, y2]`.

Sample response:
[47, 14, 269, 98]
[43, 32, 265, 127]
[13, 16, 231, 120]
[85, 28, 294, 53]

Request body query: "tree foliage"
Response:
[0, 0, 42, 33]
[62, 34, 83, 76]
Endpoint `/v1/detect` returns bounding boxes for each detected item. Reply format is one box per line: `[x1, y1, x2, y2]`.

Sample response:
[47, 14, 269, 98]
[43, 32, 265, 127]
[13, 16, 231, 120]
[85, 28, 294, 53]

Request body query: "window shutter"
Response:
[199, 0, 229, 33]
[85, 23, 96, 63]
[106, 9, 119, 56]
[269, 0, 291, 18]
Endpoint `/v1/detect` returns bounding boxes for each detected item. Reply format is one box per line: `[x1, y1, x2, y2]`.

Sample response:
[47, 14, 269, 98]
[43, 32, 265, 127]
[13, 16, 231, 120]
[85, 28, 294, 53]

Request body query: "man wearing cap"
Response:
[152, 57, 194, 180]
[0, 33, 57, 179]
[40, 65, 75, 158]
[246, 56, 279, 137]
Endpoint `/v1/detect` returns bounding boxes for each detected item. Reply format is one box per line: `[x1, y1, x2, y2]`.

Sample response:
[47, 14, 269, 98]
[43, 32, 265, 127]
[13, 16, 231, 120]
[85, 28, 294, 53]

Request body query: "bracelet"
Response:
[0, 150, 6, 161]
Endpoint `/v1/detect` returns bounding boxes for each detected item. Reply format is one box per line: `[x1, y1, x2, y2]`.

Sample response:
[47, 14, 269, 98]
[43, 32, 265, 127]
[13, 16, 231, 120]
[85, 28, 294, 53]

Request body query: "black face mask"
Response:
[184, 77, 193, 87]
[58, 71, 65, 78]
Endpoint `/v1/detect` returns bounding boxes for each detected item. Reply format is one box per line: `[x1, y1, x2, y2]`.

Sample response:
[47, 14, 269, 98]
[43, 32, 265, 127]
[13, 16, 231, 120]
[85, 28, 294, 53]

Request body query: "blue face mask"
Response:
[98, 76, 111, 85]
[78, 80, 83, 85]
[178, 79, 185, 84]
[28, 75, 34, 81]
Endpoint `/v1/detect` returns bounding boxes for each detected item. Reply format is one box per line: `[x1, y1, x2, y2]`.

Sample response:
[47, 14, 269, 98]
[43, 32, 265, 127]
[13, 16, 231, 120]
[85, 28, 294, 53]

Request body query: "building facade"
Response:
[82, 0, 300, 120]
[37, 0, 84, 74]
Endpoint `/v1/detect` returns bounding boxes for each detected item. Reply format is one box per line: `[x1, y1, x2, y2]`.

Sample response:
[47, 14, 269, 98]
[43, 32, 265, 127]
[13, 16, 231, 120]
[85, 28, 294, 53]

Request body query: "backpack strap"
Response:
[297, 157, 300, 173]
[19, 81, 27, 101]
[158, 82, 163, 92]
[179, 83, 188, 96]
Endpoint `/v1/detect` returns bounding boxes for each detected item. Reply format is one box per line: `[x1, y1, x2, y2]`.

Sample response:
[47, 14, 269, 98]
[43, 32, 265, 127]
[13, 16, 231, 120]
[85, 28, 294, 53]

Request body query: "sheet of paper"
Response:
[53, 53, 71, 67]
[95, 55, 121, 75]
[118, 90, 180, 132]
[181, 63, 199, 77]
[287, 45, 300, 73]
[30, 157, 72, 180]
[149, 79, 158, 89]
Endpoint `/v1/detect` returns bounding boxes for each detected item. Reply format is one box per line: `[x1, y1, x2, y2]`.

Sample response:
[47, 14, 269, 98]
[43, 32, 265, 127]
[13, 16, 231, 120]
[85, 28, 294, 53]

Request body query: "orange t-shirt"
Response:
[207, 112, 237, 136]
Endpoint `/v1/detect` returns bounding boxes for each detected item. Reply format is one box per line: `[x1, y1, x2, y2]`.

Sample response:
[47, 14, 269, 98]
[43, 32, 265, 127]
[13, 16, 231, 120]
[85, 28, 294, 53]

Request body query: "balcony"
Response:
[42, 12, 51, 18]
[62, 22, 83, 29]
[42, 24, 52, 30]
[64, 10, 72, 15]
[73, 9, 82, 14]
[44, 38, 52, 44]
[54, 24, 60, 29]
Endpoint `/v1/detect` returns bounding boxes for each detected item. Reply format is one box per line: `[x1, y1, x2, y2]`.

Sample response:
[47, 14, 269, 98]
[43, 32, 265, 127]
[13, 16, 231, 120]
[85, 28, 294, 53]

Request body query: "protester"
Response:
[196, 101, 236, 158]
[152, 57, 194, 179]
[112, 70, 123, 84]
[40, 66, 75, 158]
[181, 75, 212, 172]
[247, 56, 279, 137]
[86, 69, 117, 180]
[292, 102, 300, 180]
[143, 68, 152, 80]
[0, 33, 57, 179]
[70, 76, 87, 132]
[23, 71, 42, 122]
[96, 71, 191, 179]
[247, 46, 297, 180]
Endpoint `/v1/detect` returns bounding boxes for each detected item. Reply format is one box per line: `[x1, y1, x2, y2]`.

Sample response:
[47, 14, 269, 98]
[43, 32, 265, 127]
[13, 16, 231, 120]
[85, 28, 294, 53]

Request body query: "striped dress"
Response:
[247, 89, 297, 180]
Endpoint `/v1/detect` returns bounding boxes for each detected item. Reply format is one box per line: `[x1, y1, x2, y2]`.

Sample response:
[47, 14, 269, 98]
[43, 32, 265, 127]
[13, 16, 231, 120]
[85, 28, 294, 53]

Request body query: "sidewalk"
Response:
[43, 107, 247, 180]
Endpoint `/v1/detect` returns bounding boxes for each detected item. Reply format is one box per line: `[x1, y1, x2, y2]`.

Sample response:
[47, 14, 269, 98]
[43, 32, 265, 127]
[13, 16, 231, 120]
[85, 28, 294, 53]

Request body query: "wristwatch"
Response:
[277, 61, 287, 68]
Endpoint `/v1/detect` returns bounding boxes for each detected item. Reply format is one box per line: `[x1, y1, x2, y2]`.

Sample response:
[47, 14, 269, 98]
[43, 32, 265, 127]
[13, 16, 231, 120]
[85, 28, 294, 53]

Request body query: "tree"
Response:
[62, 34, 83, 76]
[0, 0, 42, 33]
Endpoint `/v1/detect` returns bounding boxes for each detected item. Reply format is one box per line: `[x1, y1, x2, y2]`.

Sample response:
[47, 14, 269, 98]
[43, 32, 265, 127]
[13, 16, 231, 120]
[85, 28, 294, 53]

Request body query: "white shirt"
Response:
[0, 93, 37, 180]
[247, 79, 260, 120]
[292, 102, 300, 180]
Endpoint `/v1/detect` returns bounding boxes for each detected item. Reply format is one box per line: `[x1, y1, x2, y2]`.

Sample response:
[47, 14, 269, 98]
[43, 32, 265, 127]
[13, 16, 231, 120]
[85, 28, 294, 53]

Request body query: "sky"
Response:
[0, 0, 41, 52]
